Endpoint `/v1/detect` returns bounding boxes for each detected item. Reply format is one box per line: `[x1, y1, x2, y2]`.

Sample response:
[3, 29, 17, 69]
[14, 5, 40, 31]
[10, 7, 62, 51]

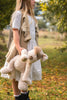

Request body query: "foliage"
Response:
[0, 0, 15, 30]
[38, 19, 47, 29]
[40, 0, 67, 33]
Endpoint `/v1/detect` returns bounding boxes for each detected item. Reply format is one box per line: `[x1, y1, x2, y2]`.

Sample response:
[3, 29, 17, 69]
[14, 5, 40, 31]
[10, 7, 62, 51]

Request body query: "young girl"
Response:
[1, 0, 42, 100]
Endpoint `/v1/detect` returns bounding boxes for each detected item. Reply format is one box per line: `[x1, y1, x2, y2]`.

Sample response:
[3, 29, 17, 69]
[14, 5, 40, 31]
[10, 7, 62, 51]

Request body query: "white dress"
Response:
[1, 11, 42, 83]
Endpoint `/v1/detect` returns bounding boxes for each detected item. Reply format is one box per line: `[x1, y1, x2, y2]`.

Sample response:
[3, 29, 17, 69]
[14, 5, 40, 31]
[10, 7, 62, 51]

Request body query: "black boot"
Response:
[21, 91, 30, 100]
[15, 95, 22, 100]
[27, 91, 30, 100]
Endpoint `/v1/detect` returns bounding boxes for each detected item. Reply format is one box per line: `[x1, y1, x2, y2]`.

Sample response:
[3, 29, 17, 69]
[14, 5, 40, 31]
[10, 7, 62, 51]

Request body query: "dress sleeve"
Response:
[12, 11, 22, 30]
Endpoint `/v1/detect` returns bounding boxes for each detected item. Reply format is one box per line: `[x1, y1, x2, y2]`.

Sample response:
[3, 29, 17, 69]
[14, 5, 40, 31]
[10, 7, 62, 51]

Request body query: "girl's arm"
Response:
[13, 29, 25, 55]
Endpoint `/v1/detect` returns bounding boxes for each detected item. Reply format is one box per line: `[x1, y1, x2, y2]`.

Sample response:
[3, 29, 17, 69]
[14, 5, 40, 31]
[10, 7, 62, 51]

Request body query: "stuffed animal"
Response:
[0, 46, 48, 91]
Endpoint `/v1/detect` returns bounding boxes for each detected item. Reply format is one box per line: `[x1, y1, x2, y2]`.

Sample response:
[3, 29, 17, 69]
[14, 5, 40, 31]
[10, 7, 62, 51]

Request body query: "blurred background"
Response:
[0, 0, 67, 100]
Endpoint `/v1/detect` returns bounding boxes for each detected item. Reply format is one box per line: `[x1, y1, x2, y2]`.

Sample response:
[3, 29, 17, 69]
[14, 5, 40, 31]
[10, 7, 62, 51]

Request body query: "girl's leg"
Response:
[12, 79, 20, 95]
[12, 79, 30, 100]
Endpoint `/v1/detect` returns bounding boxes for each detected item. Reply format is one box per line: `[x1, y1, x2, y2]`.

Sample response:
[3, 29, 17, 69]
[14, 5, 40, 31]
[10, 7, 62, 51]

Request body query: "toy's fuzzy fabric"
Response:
[21, 49, 28, 61]
[5, 40, 17, 62]
[0, 46, 48, 91]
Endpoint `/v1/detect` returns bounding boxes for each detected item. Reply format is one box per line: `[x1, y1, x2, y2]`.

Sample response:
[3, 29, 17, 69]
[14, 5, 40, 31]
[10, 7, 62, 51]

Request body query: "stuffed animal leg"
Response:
[22, 59, 32, 84]
[5, 41, 17, 62]
[18, 73, 28, 91]
[0, 58, 15, 74]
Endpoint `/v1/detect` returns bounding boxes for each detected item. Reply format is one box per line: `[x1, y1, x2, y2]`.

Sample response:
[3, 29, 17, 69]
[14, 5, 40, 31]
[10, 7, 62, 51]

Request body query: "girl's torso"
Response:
[12, 10, 38, 51]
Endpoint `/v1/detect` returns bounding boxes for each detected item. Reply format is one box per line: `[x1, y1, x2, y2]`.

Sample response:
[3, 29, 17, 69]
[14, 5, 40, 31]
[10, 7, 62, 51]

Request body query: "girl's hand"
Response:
[18, 47, 25, 55]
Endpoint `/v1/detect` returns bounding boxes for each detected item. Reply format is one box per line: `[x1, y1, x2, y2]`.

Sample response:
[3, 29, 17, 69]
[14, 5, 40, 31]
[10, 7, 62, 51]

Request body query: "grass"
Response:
[0, 36, 67, 100]
[38, 37, 65, 49]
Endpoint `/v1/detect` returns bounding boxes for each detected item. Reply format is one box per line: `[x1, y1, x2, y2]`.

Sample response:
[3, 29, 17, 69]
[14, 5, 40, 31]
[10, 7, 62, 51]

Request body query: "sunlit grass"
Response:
[38, 37, 65, 49]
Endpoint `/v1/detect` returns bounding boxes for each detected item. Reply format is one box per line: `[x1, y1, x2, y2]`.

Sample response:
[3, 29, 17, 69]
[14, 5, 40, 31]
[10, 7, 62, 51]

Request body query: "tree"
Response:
[34, 2, 42, 16]
[40, 0, 67, 33]
[0, 0, 15, 30]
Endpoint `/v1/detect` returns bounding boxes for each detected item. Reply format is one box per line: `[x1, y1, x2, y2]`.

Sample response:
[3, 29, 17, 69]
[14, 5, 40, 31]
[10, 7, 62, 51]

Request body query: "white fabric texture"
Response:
[1, 11, 42, 82]
[12, 11, 22, 30]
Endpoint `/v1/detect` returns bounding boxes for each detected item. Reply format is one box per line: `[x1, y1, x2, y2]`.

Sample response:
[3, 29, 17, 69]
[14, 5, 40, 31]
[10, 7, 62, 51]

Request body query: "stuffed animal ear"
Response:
[41, 54, 48, 61]
[34, 46, 42, 54]
[21, 49, 28, 61]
